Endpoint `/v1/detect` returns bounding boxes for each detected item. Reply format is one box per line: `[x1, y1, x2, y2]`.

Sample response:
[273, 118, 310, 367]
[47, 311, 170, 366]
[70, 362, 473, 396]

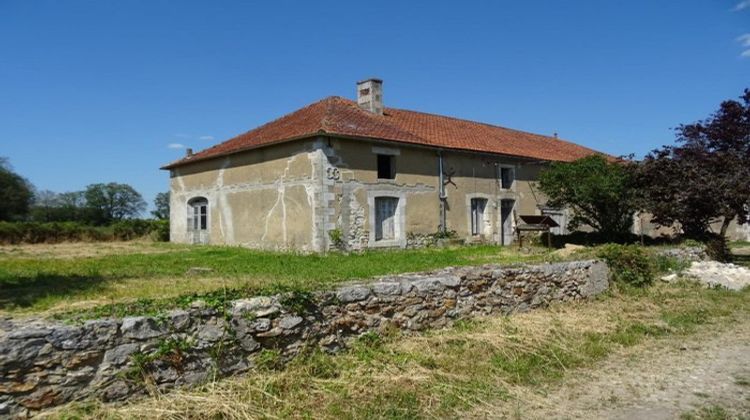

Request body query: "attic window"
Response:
[377, 154, 395, 179]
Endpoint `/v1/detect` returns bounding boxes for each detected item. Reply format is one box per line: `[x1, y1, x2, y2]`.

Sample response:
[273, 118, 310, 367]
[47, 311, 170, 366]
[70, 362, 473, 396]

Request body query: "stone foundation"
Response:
[0, 260, 609, 417]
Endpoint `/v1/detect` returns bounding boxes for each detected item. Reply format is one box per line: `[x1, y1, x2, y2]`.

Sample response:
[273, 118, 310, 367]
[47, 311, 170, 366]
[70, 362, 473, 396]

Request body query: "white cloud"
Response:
[742, 49, 750, 57]
[167, 143, 186, 149]
[734, 0, 750, 11]
[739, 33, 750, 47]
[199, 135, 215, 141]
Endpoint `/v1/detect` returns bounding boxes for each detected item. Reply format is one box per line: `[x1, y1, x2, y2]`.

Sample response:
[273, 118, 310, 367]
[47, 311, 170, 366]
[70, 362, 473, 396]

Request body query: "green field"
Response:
[0, 242, 551, 317]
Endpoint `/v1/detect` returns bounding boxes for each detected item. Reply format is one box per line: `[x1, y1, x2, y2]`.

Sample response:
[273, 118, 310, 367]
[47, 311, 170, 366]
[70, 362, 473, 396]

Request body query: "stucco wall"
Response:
[168, 136, 551, 251]
[325, 137, 546, 248]
[168, 139, 329, 252]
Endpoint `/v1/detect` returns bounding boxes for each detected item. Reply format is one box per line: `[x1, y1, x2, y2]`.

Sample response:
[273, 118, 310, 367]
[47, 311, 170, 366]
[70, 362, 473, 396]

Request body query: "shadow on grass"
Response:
[733, 253, 750, 267]
[0, 274, 109, 310]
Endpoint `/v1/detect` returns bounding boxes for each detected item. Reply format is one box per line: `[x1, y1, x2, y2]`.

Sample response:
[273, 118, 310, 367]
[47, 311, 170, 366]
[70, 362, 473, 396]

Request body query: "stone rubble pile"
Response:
[682, 261, 750, 291]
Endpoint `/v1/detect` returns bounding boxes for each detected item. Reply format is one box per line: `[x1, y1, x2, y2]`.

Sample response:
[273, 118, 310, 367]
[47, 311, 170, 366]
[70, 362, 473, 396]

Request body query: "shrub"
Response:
[149, 220, 170, 242]
[596, 244, 654, 287]
[0, 220, 170, 244]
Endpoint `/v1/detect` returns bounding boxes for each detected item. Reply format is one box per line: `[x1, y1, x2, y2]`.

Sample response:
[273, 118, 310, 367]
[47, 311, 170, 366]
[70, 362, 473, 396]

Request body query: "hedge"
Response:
[0, 220, 169, 244]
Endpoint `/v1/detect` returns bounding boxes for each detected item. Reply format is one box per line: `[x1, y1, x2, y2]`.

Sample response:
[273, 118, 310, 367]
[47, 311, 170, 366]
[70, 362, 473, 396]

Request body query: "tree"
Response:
[538, 154, 637, 240]
[83, 183, 146, 224]
[152, 192, 170, 220]
[29, 190, 61, 222]
[636, 89, 750, 240]
[0, 157, 34, 221]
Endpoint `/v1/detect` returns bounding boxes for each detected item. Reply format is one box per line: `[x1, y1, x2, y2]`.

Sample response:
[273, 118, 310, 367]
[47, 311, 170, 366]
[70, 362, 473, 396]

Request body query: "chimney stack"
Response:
[356, 78, 383, 115]
[185, 148, 193, 157]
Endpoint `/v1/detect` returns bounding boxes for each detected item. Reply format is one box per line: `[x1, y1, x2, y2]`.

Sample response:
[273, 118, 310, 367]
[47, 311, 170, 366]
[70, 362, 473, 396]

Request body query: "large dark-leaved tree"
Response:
[0, 157, 34, 221]
[84, 183, 147, 224]
[538, 154, 637, 241]
[636, 89, 750, 241]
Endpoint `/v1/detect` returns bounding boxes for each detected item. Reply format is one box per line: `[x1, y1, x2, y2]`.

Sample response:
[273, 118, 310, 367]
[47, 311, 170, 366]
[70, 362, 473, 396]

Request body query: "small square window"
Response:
[377, 154, 395, 179]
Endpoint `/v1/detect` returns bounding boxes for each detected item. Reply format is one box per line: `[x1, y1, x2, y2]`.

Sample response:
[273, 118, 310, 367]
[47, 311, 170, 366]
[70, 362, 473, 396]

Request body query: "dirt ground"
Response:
[479, 322, 750, 419]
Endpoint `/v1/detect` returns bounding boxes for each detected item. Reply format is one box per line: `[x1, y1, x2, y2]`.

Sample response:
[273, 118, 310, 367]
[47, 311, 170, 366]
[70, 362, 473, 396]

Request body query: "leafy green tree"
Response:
[152, 192, 170, 220]
[538, 154, 637, 240]
[83, 183, 146, 224]
[636, 89, 750, 240]
[0, 157, 34, 221]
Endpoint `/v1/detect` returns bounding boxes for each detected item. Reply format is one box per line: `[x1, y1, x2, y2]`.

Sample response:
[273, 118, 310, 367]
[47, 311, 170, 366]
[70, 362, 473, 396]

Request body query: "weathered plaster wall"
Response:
[168, 136, 551, 251]
[633, 213, 750, 242]
[169, 139, 332, 252]
[0, 260, 610, 417]
[326, 138, 547, 249]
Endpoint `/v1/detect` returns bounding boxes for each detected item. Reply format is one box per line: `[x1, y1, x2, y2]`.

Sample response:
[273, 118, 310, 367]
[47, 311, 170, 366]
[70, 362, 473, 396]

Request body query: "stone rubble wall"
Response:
[0, 260, 609, 417]
[655, 246, 708, 264]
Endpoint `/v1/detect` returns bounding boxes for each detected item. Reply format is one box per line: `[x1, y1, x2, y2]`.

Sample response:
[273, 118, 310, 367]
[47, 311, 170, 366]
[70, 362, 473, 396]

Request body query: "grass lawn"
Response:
[52, 280, 750, 419]
[0, 242, 553, 317]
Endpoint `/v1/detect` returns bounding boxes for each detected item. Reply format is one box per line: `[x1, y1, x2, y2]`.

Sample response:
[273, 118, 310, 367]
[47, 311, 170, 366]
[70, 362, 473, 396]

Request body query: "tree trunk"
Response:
[719, 215, 733, 239]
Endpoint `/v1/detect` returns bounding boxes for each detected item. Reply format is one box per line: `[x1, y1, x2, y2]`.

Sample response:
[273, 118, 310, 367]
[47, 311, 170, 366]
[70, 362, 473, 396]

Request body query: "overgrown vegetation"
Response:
[54, 281, 750, 419]
[0, 219, 169, 244]
[596, 244, 654, 287]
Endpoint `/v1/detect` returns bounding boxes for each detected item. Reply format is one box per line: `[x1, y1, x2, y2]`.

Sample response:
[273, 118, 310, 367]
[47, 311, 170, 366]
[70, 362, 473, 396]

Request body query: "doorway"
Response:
[500, 199, 515, 246]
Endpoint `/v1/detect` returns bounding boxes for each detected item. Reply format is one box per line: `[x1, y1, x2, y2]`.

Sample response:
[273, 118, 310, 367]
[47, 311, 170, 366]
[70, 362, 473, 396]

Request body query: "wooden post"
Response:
[547, 228, 551, 249]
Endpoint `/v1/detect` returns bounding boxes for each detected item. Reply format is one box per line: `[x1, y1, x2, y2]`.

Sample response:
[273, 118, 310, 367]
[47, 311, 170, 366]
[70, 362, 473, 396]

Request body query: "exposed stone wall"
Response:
[656, 246, 708, 264]
[0, 260, 609, 417]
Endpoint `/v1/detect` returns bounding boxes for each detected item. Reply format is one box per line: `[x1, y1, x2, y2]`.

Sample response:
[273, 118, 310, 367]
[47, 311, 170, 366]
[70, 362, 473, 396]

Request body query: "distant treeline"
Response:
[0, 158, 171, 243]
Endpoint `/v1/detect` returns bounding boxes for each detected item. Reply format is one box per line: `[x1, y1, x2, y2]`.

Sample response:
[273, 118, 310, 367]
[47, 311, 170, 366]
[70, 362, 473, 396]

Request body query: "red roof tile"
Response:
[162, 96, 603, 168]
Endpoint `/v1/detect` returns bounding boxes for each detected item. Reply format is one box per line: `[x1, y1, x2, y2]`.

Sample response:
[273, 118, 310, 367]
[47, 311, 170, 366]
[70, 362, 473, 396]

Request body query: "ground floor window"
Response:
[187, 197, 208, 244]
[374, 196, 398, 241]
[470, 198, 488, 235]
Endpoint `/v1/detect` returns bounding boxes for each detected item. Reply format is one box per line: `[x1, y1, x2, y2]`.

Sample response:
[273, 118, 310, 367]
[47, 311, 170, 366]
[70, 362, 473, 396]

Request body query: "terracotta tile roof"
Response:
[162, 96, 603, 169]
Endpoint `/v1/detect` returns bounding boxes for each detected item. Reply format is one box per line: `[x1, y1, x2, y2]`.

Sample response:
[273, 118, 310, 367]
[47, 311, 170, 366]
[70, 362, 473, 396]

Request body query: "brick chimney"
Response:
[356, 78, 383, 115]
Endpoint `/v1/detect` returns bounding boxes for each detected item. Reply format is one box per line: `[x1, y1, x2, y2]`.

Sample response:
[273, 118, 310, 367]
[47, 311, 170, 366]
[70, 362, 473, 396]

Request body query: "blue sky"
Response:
[1, 1, 748, 212]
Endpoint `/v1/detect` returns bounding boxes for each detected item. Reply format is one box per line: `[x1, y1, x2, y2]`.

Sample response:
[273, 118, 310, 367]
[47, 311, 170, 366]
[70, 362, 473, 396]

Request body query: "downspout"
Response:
[438, 150, 446, 233]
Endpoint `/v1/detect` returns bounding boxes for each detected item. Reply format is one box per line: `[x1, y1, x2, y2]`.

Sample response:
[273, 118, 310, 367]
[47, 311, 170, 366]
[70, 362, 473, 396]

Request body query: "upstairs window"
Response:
[377, 154, 395, 179]
[500, 167, 514, 189]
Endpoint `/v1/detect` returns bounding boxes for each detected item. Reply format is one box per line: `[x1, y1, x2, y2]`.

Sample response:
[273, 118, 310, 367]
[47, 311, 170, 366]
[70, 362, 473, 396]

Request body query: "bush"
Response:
[149, 220, 170, 242]
[597, 244, 654, 287]
[0, 220, 170, 244]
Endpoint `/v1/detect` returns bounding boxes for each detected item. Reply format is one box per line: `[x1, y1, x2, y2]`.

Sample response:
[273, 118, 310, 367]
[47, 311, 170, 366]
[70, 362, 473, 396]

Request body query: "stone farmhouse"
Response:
[162, 79, 607, 252]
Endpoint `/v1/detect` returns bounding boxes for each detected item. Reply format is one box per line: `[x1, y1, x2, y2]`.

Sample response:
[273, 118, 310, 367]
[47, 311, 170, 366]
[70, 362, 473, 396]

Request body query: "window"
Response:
[377, 154, 395, 179]
[187, 197, 208, 231]
[374, 197, 398, 241]
[187, 197, 208, 244]
[470, 198, 487, 236]
[500, 167, 514, 189]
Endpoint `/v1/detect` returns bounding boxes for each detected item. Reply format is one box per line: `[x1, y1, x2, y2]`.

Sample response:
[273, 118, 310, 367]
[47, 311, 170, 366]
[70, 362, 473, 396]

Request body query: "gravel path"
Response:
[481, 321, 750, 419]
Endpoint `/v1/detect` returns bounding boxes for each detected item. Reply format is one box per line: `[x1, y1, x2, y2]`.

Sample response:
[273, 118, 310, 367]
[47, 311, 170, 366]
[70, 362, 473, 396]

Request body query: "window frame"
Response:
[499, 166, 515, 190]
[376, 154, 396, 180]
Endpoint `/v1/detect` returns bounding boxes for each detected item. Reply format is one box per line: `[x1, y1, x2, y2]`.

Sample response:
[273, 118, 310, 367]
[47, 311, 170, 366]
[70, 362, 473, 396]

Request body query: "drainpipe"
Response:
[438, 151, 446, 233]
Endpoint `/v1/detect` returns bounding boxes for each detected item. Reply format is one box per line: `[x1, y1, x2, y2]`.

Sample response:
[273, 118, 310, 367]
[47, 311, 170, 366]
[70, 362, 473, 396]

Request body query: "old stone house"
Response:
[162, 79, 605, 252]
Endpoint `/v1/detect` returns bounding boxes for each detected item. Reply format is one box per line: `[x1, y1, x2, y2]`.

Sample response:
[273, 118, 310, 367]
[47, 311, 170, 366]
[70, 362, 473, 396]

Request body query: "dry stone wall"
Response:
[0, 260, 609, 417]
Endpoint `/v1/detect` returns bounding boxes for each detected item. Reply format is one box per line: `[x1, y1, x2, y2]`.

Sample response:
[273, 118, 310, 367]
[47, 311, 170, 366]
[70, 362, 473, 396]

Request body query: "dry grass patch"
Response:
[0, 241, 179, 260]
[50, 281, 750, 419]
